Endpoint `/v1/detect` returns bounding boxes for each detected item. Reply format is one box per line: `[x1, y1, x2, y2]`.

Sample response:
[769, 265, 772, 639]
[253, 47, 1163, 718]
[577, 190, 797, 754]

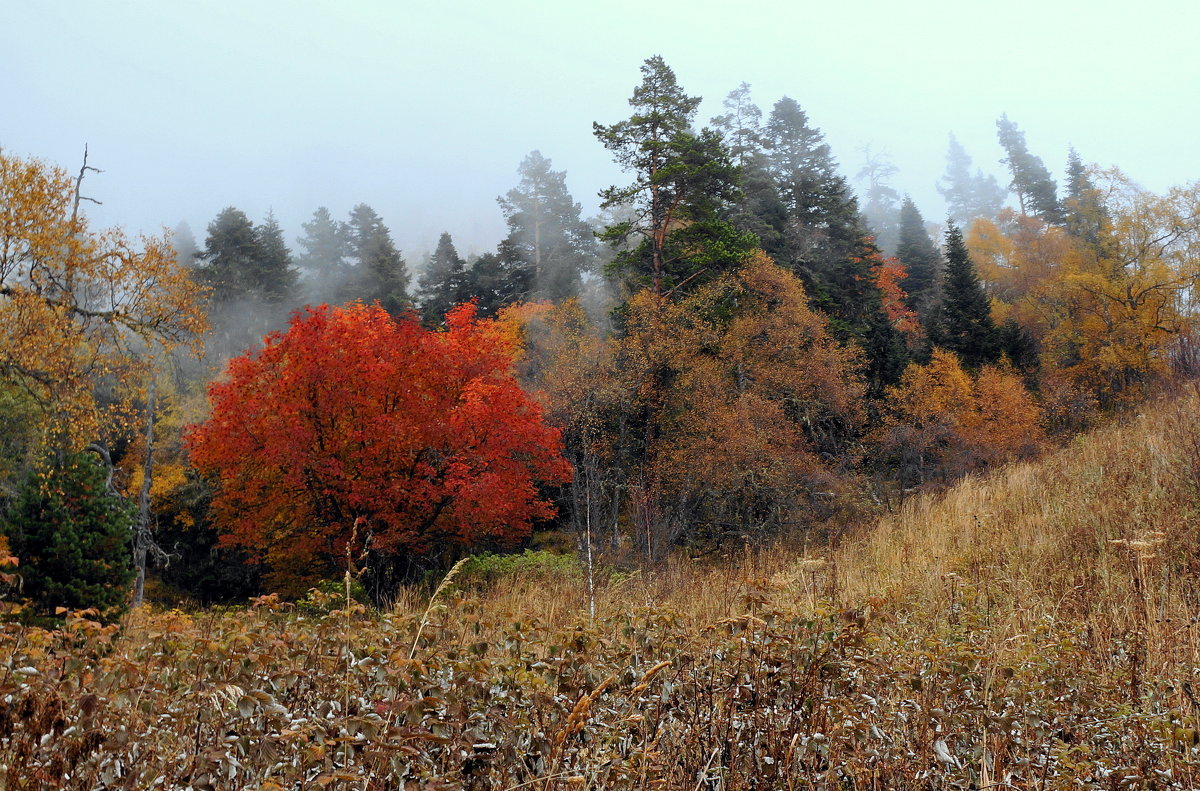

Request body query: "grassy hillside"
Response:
[4, 387, 1200, 788]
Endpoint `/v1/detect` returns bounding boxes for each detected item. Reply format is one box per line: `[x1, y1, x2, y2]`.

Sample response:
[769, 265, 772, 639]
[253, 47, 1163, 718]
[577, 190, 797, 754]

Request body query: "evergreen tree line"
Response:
[184, 148, 602, 363]
[181, 60, 1100, 399]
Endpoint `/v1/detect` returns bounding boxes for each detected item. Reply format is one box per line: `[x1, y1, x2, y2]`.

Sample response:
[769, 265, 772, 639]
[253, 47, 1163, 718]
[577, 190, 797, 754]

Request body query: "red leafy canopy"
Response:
[185, 302, 572, 577]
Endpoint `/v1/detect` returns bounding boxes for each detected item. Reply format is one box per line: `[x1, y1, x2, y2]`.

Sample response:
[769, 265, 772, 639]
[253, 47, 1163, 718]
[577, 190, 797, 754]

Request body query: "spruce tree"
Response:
[2, 453, 135, 621]
[761, 95, 906, 393]
[497, 151, 596, 302]
[894, 197, 942, 317]
[465, 252, 523, 316]
[996, 114, 1064, 225]
[763, 97, 846, 230]
[418, 232, 470, 325]
[937, 134, 1007, 226]
[998, 317, 1039, 373]
[296, 207, 350, 302]
[345, 204, 410, 315]
[196, 207, 261, 302]
[934, 222, 1000, 369]
[170, 221, 199, 267]
[761, 95, 872, 290]
[254, 210, 299, 304]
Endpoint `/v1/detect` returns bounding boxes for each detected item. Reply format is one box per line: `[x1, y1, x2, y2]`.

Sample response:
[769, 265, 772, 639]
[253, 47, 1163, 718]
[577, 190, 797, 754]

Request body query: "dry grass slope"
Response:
[4, 387, 1200, 788]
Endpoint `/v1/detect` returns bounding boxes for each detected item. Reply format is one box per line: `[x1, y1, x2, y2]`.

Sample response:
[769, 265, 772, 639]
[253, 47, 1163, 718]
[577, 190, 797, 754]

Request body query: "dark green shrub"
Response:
[2, 453, 135, 621]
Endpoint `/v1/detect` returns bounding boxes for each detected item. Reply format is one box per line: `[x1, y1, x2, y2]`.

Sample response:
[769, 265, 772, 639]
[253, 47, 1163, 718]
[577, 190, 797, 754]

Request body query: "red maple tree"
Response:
[185, 301, 572, 588]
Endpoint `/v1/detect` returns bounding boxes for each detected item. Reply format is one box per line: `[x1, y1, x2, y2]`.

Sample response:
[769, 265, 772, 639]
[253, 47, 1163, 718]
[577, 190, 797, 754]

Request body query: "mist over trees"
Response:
[937, 133, 1008, 226]
[3, 53, 1200, 611]
[497, 151, 597, 302]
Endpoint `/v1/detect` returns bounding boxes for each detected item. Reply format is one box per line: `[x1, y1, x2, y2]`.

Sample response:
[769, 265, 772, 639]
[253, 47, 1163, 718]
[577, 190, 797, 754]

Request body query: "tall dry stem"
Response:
[408, 557, 468, 659]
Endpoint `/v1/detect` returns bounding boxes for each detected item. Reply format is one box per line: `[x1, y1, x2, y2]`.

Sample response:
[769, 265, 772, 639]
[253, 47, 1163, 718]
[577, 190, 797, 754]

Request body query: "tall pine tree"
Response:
[170, 221, 199, 268]
[760, 95, 906, 392]
[856, 148, 902, 255]
[594, 56, 753, 297]
[254, 210, 298, 304]
[464, 252, 522, 316]
[711, 83, 787, 258]
[196, 207, 261, 302]
[710, 82, 763, 168]
[296, 207, 350, 303]
[937, 134, 1008, 226]
[198, 207, 298, 358]
[1063, 148, 1106, 250]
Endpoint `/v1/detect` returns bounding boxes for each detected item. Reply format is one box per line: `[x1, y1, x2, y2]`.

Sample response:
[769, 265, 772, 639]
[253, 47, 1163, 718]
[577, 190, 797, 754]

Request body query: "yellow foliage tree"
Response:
[969, 170, 1200, 412]
[0, 149, 207, 451]
[967, 210, 1075, 338]
[1041, 171, 1200, 406]
[626, 252, 867, 550]
[500, 298, 625, 553]
[876, 349, 1043, 486]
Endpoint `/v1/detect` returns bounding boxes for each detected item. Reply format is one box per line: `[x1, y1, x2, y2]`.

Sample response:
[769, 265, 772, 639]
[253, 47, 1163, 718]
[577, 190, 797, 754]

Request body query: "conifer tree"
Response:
[762, 95, 873, 294]
[254, 210, 299, 304]
[196, 207, 261, 302]
[465, 252, 522, 316]
[197, 207, 300, 358]
[996, 114, 1064, 225]
[894, 197, 942, 317]
[195, 207, 296, 305]
[764, 97, 849, 232]
[711, 84, 787, 258]
[711, 82, 763, 168]
[2, 453, 135, 620]
[937, 134, 1007, 226]
[345, 203, 410, 315]
[296, 207, 350, 301]
[170, 221, 200, 268]
[856, 148, 902, 255]
[1063, 148, 1106, 249]
[418, 232, 470, 325]
[594, 56, 753, 297]
[998, 317, 1039, 373]
[761, 95, 906, 393]
[497, 151, 596, 302]
[934, 222, 1000, 369]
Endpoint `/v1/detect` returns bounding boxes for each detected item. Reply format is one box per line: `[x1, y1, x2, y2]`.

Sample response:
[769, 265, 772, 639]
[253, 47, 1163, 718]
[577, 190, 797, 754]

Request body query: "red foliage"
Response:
[871, 256, 923, 341]
[185, 302, 571, 581]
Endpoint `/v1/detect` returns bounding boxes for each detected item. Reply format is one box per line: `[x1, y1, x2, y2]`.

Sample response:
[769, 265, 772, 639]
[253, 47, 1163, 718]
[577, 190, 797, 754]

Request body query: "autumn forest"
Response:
[3, 54, 1200, 787]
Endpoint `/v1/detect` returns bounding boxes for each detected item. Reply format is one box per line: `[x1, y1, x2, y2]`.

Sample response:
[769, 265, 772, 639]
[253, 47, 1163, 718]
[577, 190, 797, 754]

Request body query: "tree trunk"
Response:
[133, 379, 156, 608]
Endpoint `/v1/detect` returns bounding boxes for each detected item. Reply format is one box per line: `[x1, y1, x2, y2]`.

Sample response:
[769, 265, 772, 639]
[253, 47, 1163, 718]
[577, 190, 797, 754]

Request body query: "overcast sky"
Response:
[4, 0, 1197, 261]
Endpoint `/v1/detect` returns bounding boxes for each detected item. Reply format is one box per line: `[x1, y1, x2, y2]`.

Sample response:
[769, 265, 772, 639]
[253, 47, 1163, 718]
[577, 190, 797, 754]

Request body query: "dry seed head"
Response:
[641, 660, 671, 683]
